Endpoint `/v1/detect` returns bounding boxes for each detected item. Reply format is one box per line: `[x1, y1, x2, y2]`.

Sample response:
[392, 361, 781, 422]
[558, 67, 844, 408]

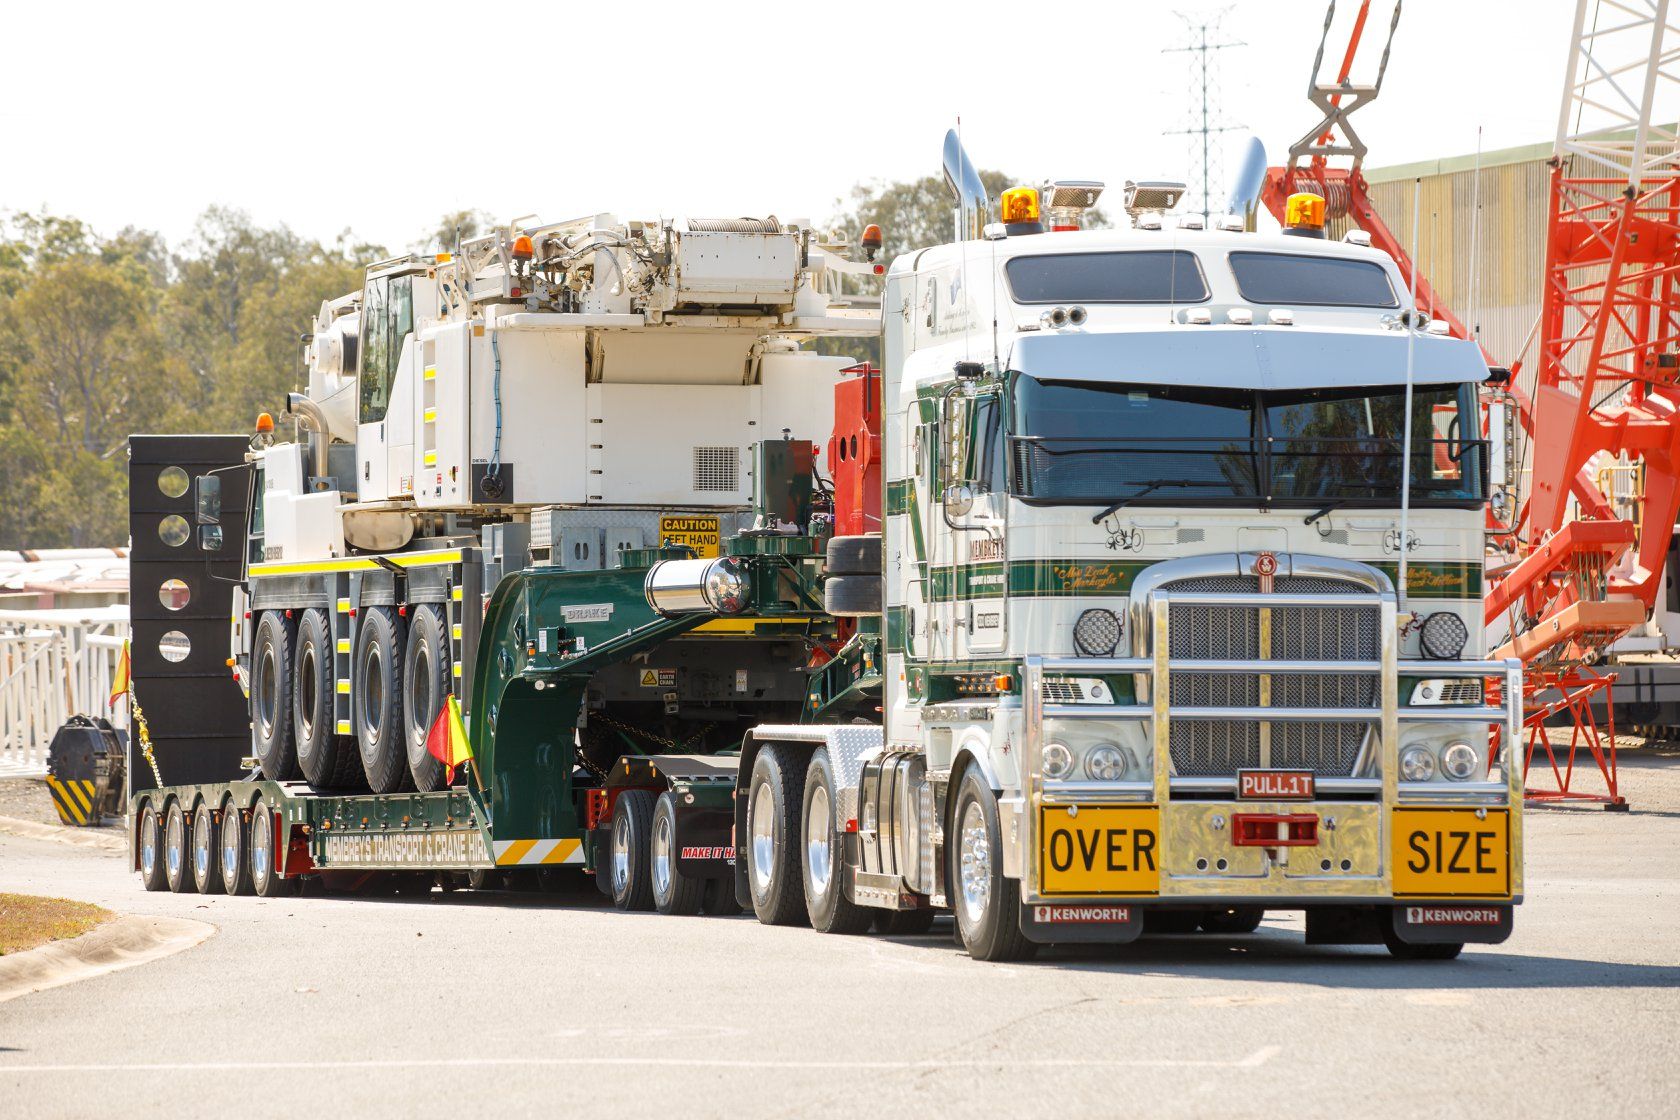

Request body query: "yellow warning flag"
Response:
[109, 641, 131, 708]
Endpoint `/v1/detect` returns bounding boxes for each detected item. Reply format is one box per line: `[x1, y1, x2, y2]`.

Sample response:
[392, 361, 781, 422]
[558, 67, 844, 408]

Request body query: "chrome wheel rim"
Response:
[193, 809, 212, 879]
[221, 807, 239, 875]
[611, 811, 631, 895]
[749, 781, 776, 894]
[140, 811, 157, 877]
[958, 800, 991, 926]
[804, 783, 832, 899]
[251, 807, 271, 883]
[165, 811, 183, 880]
[651, 809, 673, 901]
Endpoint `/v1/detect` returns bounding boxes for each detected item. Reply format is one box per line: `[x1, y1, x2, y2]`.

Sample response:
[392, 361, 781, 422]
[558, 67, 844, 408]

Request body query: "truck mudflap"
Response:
[1019, 903, 1145, 945]
[1389, 903, 1514, 945]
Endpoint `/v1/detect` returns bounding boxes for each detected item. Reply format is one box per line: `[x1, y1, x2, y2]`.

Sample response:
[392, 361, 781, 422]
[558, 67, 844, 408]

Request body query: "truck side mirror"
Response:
[195, 475, 222, 525]
[1485, 394, 1518, 535]
[943, 482, 975, 520]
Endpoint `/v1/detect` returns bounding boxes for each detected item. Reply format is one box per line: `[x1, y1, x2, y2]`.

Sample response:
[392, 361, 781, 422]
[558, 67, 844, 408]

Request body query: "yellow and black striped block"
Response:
[46, 776, 97, 826]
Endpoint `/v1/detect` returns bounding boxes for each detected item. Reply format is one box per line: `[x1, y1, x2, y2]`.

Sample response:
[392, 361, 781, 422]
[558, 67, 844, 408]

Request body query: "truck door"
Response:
[356, 273, 413, 500]
[960, 393, 1009, 655]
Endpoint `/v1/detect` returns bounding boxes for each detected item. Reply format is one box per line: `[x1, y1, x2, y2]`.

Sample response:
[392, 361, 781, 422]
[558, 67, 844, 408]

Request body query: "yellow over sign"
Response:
[660, 515, 720, 557]
[1039, 805, 1161, 896]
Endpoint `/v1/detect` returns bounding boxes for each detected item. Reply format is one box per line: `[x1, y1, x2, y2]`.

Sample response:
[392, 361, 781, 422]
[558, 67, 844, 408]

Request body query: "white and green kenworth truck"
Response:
[129, 137, 1521, 961]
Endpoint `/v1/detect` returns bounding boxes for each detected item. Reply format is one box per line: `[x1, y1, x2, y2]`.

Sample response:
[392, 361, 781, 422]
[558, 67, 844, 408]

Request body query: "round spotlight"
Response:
[1073, 608, 1121, 656]
[1419, 611, 1469, 660]
[1441, 742, 1479, 780]
[1067, 305, 1088, 326]
[1400, 745, 1436, 782]
[1041, 742, 1075, 780]
[1085, 743, 1130, 781]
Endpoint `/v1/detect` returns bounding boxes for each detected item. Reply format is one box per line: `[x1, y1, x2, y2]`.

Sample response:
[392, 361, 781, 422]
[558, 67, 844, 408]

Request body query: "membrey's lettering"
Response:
[323, 830, 485, 867]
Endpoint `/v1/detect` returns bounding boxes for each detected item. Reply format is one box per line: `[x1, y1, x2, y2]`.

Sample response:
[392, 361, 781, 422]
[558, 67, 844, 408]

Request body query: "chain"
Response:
[128, 683, 164, 789]
[590, 710, 717, 753]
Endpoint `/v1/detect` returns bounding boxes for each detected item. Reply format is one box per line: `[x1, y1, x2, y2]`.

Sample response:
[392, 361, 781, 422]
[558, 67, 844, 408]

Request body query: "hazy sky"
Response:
[0, 0, 1587, 251]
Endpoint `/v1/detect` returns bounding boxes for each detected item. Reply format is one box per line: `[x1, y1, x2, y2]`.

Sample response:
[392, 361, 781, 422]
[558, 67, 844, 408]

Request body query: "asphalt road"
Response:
[2, 752, 1678, 1120]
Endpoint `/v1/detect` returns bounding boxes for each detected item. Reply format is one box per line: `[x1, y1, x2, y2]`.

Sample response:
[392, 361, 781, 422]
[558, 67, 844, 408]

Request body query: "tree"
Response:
[417, 209, 496, 255]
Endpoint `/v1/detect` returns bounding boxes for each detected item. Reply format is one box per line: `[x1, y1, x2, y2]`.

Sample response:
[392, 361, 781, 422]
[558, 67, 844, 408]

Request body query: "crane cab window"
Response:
[358, 274, 413, 424]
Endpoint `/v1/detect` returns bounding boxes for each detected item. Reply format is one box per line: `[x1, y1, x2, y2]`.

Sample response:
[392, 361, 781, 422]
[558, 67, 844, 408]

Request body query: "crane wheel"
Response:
[354, 607, 413, 794]
[295, 608, 362, 790]
[164, 800, 193, 894]
[251, 611, 301, 781]
[403, 605, 452, 792]
[137, 802, 167, 892]
[609, 790, 657, 911]
[745, 745, 808, 927]
[191, 801, 225, 894]
[220, 798, 255, 896]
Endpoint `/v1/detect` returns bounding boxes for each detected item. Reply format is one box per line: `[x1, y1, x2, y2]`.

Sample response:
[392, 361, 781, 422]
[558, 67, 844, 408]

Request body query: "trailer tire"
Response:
[802, 750, 872, 934]
[191, 801, 224, 894]
[651, 792, 705, 916]
[295, 608, 361, 791]
[823, 575, 882, 617]
[610, 789, 657, 912]
[354, 606, 413, 794]
[875, 908, 937, 936]
[702, 878, 742, 916]
[403, 605, 452, 792]
[250, 799, 295, 898]
[825, 534, 882, 576]
[220, 799, 255, 896]
[138, 802, 167, 892]
[950, 766, 1036, 962]
[252, 611, 301, 781]
[164, 800, 193, 893]
[746, 744, 808, 927]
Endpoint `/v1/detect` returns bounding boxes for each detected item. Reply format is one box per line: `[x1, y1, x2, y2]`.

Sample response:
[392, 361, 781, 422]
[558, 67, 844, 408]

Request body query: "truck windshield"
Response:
[1009, 376, 1483, 508]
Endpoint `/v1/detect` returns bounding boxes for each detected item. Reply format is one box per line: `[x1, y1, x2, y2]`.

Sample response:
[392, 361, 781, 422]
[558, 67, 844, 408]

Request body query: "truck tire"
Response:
[403, 605, 452, 792]
[823, 574, 882, 617]
[252, 611, 300, 781]
[950, 766, 1036, 962]
[746, 744, 807, 926]
[802, 750, 872, 934]
[138, 802, 167, 892]
[1200, 906, 1264, 934]
[354, 606, 413, 794]
[825, 534, 882, 575]
[651, 792, 705, 916]
[164, 800, 193, 893]
[1382, 922, 1464, 961]
[294, 608, 361, 791]
[250, 799, 295, 898]
[191, 801, 224, 894]
[220, 798, 255, 896]
[875, 908, 937, 936]
[702, 877, 742, 916]
[610, 789, 656, 912]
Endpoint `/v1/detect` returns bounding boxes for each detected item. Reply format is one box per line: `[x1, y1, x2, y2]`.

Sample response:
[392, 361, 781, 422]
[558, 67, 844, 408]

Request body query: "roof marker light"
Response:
[1228, 307, 1254, 325]
[1137, 214, 1164, 231]
[1217, 215, 1246, 232]
[1283, 192, 1327, 238]
[1179, 214, 1206, 230]
[1000, 187, 1044, 235]
[1343, 229, 1373, 247]
[1269, 308, 1295, 325]
[1185, 308, 1213, 325]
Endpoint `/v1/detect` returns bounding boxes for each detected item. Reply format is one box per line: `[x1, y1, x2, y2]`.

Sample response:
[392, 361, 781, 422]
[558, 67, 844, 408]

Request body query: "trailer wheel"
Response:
[825, 534, 882, 575]
[295, 608, 361, 791]
[252, 611, 301, 781]
[403, 604, 451, 792]
[1200, 906, 1264, 934]
[823, 575, 882, 617]
[466, 868, 502, 891]
[650, 792, 705, 916]
[875, 909, 937, 936]
[138, 802, 167, 891]
[164, 801, 193, 893]
[802, 750, 872, 934]
[950, 766, 1036, 962]
[354, 606, 413, 794]
[610, 789, 656, 911]
[191, 802, 224, 894]
[702, 878, 742, 916]
[220, 799, 255, 896]
[250, 799, 296, 898]
[746, 745, 807, 926]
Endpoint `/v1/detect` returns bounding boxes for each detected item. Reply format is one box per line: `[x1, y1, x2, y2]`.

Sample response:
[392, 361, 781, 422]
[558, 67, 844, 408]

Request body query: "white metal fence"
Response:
[0, 607, 129, 778]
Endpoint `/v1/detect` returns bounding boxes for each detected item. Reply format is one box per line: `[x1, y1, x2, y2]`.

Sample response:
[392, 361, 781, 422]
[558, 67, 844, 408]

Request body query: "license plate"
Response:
[1038, 806, 1160, 896]
[1238, 769, 1315, 800]
[660, 515, 720, 557]
[1392, 808, 1510, 897]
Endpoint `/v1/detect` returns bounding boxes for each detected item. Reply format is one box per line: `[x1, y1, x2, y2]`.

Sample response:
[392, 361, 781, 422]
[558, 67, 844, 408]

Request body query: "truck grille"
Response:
[1165, 575, 1378, 778]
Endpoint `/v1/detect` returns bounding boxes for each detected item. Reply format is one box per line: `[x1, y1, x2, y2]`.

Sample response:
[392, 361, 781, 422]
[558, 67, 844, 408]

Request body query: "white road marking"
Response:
[0, 1048, 1281, 1074]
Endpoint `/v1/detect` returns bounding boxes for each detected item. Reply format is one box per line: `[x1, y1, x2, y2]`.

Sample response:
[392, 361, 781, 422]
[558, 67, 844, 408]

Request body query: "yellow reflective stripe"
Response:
[336, 639, 351, 654]
[497, 839, 537, 866]
[540, 839, 582, 865]
[422, 452, 437, 467]
[252, 551, 465, 577]
[67, 780, 93, 814]
[335, 720, 351, 735]
[424, 366, 437, 380]
[337, 598, 352, 613]
[451, 587, 463, 601]
[452, 664, 462, 678]
[422, 407, 437, 423]
[451, 624, 462, 641]
[336, 680, 351, 694]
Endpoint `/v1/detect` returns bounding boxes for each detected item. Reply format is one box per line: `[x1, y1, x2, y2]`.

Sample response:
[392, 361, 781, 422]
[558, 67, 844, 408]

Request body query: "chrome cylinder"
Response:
[644, 557, 751, 617]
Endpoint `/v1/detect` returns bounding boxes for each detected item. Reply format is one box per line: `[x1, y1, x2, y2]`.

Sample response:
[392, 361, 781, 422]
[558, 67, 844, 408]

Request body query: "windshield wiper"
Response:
[1303, 503, 1340, 526]
[1091, 480, 1227, 523]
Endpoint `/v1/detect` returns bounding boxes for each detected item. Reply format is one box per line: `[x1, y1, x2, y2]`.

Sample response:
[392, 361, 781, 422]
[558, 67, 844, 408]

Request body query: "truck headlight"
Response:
[1420, 611, 1469, 660]
[1085, 743, 1129, 781]
[1400, 745, 1436, 782]
[1042, 742, 1074, 780]
[1440, 741, 1478, 780]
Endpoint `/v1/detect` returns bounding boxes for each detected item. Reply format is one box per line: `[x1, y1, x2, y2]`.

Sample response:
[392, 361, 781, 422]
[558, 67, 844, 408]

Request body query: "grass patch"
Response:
[0, 893, 113, 956]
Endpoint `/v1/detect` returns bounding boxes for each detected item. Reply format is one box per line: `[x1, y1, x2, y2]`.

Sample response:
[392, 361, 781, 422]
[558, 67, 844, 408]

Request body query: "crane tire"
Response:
[251, 611, 300, 781]
[825, 534, 882, 576]
[354, 607, 413, 794]
[404, 605, 453, 792]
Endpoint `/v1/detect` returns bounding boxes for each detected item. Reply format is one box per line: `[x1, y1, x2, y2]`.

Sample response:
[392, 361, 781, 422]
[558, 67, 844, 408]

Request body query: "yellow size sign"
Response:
[660, 515, 720, 557]
[1038, 805, 1161, 896]
[1392, 808, 1510, 897]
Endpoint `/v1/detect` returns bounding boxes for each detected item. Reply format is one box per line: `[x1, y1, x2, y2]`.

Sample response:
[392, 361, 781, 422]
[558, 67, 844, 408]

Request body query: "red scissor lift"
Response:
[1263, 0, 1680, 807]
